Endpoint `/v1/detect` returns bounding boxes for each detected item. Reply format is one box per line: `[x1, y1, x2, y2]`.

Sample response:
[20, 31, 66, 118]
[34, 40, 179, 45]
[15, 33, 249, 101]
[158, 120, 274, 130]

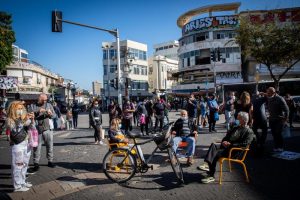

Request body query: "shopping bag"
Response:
[214, 112, 219, 121]
[100, 129, 105, 140]
[282, 124, 291, 138]
[28, 127, 39, 147]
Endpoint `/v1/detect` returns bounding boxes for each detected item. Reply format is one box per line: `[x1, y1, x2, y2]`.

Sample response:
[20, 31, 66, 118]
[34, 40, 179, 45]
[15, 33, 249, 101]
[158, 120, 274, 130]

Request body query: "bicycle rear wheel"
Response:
[102, 148, 137, 183]
[167, 147, 184, 183]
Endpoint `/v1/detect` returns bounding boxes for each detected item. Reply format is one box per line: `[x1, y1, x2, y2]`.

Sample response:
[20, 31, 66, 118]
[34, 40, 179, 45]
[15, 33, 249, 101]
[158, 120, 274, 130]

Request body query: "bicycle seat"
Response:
[127, 132, 143, 139]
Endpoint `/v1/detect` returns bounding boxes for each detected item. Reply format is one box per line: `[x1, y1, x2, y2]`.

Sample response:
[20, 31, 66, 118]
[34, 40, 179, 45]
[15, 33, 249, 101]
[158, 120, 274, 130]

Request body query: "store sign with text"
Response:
[182, 15, 238, 35]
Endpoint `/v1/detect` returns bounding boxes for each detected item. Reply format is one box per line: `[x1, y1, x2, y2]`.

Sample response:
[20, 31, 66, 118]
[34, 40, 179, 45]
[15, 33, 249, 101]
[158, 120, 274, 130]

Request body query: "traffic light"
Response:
[210, 50, 216, 62]
[52, 11, 62, 32]
[109, 78, 118, 89]
[114, 77, 118, 90]
[217, 48, 222, 61]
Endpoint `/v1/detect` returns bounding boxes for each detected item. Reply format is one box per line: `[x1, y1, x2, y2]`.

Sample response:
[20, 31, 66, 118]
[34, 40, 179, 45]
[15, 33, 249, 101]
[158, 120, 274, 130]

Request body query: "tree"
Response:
[236, 15, 300, 91]
[0, 12, 16, 73]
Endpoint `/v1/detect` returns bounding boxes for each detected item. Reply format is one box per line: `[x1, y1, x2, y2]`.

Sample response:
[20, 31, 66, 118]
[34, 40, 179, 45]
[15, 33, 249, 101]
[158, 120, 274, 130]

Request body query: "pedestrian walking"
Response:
[6, 101, 35, 192]
[207, 94, 219, 132]
[136, 99, 148, 135]
[66, 110, 73, 130]
[122, 97, 135, 134]
[108, 100, 122, 125]
[28, 93, 57, 173]
[153, 96, 165, 132]
[224, 91, 236, 130]
[284, 93, 296, 128]
[72, 102, 80, 128]
[89, 99, 105, 145]
[52, 102, 61, 131]
[233, 91, 253, 127]
[186, 94, 197, 125]
[264, 87, 289, 152]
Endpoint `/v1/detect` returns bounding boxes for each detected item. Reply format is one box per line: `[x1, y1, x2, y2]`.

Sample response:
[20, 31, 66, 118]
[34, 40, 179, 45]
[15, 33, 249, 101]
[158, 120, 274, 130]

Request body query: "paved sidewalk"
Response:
[1, 112, 300, 200]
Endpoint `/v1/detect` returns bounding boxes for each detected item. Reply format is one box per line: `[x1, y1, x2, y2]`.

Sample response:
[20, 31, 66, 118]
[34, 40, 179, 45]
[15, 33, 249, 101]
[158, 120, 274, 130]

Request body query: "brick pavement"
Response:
[1, 112, 300, 200]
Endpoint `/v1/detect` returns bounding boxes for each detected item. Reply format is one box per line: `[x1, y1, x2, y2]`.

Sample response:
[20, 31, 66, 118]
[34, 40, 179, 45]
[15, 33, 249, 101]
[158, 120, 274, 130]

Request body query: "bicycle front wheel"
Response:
[167, 147, 184, 183]
[102, 148, 137, 183]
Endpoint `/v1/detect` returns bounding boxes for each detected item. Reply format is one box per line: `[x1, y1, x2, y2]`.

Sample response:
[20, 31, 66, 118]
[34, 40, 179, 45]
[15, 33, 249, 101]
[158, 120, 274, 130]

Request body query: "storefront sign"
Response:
[216, 72, 243, 84]
[183, 15, 238, 35]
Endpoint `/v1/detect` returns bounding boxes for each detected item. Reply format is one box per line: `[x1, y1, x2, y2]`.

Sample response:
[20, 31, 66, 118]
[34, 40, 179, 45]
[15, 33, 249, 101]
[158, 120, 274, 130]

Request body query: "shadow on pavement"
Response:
[55, 162, 103, 173]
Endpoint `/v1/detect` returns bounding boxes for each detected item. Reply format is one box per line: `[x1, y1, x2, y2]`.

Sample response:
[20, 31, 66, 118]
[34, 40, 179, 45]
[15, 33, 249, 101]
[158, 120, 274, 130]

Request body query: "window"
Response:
[21, 52, 28, 59]
[103, 50, 107, 59]
[23, 77, 31, 84]
[187, 58, 190, 66]
[103, 65, 107, 75]
[110, 65, 117, 73]
[133, 65, 140, 75]
[109, 49, 117, 58]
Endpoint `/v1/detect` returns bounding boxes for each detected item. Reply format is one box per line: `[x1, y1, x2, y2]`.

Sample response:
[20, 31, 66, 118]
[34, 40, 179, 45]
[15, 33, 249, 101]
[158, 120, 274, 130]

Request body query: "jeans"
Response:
[91, 123, 102, 142]
[33, 130, 54, 164]
[225, 110, 233, 130]
[154, 115, 164, 131]
[172, 136, 195, 157]
[11, 140, 31, 189]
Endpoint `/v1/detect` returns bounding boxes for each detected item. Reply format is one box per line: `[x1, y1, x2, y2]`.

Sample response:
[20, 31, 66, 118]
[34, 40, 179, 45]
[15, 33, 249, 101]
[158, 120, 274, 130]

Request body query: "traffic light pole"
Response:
[53, 13, 122, 107]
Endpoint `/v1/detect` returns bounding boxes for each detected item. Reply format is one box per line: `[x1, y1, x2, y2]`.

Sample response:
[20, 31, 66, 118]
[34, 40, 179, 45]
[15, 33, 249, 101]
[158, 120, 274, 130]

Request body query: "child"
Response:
[6, 101, 35, 192]
[66, 110, 73, 130]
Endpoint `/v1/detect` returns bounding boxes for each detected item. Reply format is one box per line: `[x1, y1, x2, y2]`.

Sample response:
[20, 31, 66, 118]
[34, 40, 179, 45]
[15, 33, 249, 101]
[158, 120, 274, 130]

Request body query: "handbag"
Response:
[28, 127, 39, 147]
[214, 112, 219, 121]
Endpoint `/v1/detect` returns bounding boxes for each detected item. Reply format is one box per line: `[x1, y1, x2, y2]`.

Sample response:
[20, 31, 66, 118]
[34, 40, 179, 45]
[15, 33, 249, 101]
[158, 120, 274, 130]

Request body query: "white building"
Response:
[102, 40, 150, 104]
[148, 41, 179, 93]
[153, 40, 179, 60]
[4, 45, 60, 103]
[173, 2, 243, 95]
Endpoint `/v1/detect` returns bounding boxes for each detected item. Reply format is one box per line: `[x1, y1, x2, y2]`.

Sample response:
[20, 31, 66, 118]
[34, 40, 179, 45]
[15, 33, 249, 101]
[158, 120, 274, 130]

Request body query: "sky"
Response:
[1, 0, 300, 91]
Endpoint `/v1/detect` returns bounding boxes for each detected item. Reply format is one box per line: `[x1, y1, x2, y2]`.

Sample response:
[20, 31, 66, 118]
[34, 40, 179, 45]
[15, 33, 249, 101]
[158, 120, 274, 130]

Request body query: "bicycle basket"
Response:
[153, 134, 169, 150]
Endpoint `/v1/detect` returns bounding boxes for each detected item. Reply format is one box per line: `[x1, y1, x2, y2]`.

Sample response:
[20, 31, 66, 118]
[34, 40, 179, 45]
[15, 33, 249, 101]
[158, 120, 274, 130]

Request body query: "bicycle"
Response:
[102, 122, 184, 184]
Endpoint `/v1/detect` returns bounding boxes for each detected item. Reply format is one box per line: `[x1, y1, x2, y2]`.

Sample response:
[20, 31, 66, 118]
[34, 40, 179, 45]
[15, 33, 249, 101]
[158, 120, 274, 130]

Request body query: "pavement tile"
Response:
[83, 172, 105, 179]
[55, 180, 73, 191]
[51, 188, 80, 199]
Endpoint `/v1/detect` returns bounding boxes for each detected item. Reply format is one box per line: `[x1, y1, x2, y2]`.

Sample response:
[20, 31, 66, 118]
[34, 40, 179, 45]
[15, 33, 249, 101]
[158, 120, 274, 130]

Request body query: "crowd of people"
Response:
[2, 86, 298, 191]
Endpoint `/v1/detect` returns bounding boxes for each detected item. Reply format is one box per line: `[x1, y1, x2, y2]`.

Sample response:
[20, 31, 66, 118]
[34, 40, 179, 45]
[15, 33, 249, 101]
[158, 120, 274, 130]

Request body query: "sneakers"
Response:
[14, 187, 30, 192]
[27, 163, 39, 174]
[197, 163, 210, 172]
[48, 162, 56, 168]
[99, 141, 107, 146]
[201, 176, 215, 184]
[22, 182, 32, 188]
[94, 141, 99, 144]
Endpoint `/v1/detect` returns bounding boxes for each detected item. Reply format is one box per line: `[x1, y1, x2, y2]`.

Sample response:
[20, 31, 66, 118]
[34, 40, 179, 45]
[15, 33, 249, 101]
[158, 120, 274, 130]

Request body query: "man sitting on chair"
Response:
[198, 111, 255, 184]
[171, 110, 197, 166]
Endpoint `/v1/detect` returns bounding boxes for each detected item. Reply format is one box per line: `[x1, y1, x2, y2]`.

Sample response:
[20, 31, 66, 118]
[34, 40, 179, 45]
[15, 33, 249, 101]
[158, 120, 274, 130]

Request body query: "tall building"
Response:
[92, 81, 102, 96]
[173, 2, 300, 97]
[153, 40, 179, 60]
[173, 2, 242, 96]
[102, 40, 150, 105]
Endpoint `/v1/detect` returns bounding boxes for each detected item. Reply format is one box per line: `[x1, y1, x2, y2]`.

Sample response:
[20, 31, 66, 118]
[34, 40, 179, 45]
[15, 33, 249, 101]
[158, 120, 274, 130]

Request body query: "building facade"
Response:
[173, 2, 243, 96]
[102, 40, 150, 105]
[92, 81, 102, 96]
[6, 45, 59, 99]
[173, 2, 300, 97]
[148, 41, 179, 93]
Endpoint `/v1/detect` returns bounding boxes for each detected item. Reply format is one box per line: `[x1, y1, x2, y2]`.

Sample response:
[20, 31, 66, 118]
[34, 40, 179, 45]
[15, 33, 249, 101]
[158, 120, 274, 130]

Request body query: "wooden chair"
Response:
[218, 145, 250, 184]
